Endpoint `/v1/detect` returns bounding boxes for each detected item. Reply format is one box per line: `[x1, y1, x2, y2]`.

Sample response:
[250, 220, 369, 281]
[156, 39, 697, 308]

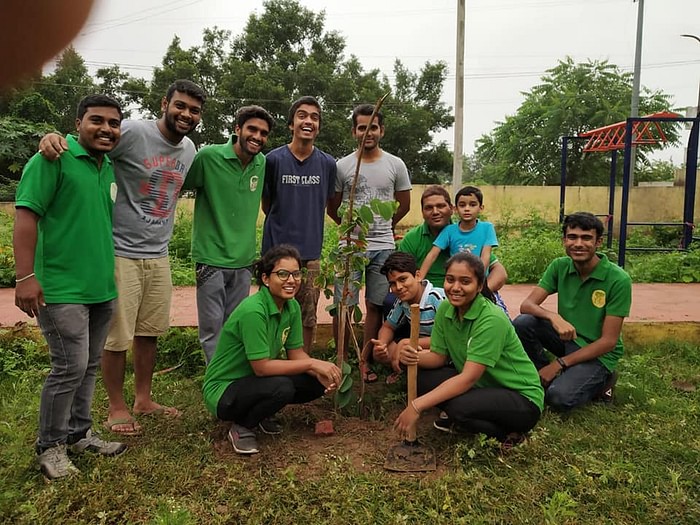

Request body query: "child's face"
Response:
[455, 194, 483, 224]
[386, 270, 422, 304]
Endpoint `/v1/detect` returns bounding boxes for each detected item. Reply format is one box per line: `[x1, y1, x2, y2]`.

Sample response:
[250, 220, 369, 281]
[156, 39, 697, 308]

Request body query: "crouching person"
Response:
[202, 245, 342, 455]
[14, 94, 127, 480]
[394, 253, 543, 449]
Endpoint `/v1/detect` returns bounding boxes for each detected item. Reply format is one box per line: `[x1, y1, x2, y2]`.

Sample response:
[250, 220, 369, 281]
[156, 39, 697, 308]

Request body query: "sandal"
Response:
[360, 364, 378, 383]
[103, 417, 142, 436]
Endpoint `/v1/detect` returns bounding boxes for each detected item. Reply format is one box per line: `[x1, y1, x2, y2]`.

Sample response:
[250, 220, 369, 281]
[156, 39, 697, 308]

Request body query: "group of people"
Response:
[13, 78, 632, 477]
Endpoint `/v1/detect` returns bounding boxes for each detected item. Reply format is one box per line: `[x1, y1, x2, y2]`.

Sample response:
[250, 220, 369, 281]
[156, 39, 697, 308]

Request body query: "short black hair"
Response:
[236, 105, 275, 132]
[165, 79, 207, 106]
[455, 186, 484, 206]
[421, 185, 452, 208]
[380, 252, 418, 277]
[287, 96, 322, 128]
[253, 244, 302, 286]
[76, 94, 123, 121]
[563, 212, 604, 238]
[351, 103, 384, 128]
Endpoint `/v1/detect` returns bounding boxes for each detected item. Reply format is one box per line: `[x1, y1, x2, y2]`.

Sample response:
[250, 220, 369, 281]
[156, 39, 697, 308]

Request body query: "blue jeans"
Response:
[513, 314, 611, 411]
[36, 300, 116, 450]
[196, 264, 252, 364]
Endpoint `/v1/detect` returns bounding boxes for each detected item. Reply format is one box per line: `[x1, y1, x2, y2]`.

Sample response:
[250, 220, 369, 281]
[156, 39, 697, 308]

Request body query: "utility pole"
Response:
[629, 0, 645, 187]
[452, 0, 465, 196]
[681, 34, 700, 118]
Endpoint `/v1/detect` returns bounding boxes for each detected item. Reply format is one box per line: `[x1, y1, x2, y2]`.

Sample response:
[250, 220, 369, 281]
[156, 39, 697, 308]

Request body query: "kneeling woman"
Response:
[203, 245, 341, 455]
[395, 253, 544, 446]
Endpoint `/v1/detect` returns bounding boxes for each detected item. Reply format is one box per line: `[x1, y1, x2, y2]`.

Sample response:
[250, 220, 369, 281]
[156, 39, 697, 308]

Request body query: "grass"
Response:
[0, 331, 698, 524]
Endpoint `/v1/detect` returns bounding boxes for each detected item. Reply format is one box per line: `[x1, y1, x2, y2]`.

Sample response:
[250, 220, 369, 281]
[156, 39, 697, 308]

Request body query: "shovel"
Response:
[384, 303, 437, 472]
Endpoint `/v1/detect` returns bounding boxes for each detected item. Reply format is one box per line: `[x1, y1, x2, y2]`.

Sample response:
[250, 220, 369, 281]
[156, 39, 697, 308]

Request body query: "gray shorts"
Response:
[334, 249, 392, 307]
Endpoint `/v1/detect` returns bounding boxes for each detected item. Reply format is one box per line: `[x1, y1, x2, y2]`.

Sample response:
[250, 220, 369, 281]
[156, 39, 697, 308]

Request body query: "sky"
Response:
[63, 0, 700, 163]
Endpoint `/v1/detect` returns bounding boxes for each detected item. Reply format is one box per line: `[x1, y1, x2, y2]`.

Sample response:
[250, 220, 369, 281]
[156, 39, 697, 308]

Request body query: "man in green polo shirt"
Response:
[14, 94, 128, 479]
[513, 212, 632, 411]
[182, 105, 275, 364]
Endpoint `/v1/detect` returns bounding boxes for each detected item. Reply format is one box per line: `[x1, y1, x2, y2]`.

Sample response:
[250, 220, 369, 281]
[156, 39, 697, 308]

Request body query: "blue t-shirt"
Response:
[386, 280, 446, 337]
[262, 145, 337, 260]
[434, 220, 498, 257]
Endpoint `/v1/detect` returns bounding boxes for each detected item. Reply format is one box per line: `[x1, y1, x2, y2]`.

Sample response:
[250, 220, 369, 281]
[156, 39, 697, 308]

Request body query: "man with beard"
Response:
[183, 105, 275, 364]
[328, 104, 412, 383]
[16, 94, 126, 478]
[38, 80, 206, 436]
[261, 96, 337, 352]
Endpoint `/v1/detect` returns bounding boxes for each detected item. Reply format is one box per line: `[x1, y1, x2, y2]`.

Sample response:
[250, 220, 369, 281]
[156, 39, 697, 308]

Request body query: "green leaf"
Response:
[358, 205, 374, 224]
[336, 389, 352, 408]
[341, 361, 351, 375]
[376, 201, 396, 221]
[352, 305, 363, 324]
[339, 375, 353, 393]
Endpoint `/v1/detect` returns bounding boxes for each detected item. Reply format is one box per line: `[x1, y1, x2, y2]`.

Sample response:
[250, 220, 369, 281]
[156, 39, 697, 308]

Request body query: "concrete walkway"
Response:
[2, 283, 699, 327]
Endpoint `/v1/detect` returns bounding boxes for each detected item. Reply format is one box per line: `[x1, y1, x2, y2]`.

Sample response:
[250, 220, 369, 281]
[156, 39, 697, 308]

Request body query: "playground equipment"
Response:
[559, 111, 699, 266]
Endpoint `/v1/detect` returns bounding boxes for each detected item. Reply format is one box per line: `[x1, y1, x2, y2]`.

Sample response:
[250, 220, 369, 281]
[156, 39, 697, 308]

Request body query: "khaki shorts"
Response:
[296, 260, 321, 328]
[104, 256, 172, 351]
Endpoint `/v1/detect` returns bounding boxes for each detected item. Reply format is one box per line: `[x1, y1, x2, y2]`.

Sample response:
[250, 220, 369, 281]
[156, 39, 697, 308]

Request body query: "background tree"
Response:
[473, 57, 680, 186]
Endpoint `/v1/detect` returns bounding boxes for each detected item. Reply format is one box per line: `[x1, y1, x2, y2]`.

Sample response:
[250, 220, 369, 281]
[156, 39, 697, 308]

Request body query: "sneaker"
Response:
[258, 416, 283, 435]
[500, 433, 526, 453]
[37, 444, 80, 480]
[69, 430, 127, 456]
[228, 424, 259, 455]
[433, 417, 455, 434]
[595, 371, 619, 403]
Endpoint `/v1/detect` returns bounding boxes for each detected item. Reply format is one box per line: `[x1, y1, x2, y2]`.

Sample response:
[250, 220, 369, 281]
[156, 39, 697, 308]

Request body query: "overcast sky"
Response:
[66, 0, 700, 163]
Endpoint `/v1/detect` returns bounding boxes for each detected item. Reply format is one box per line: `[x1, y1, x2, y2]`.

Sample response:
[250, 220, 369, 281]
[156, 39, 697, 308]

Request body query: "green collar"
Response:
[565, 252, 610, 281]
[67, 135, 112, 166]
[443, 293, 488, 322]
[223, 136, 264, 168]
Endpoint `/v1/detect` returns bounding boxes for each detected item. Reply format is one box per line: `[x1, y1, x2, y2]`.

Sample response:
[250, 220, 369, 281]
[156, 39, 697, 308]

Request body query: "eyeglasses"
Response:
[271, 269, 303, 281]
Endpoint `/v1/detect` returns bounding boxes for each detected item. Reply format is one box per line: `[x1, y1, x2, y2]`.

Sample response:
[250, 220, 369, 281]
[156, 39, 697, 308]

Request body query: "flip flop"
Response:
[133, 406, 182, 418]
[103, 417, 142, 436]
[360, 364, 378, 384]
[385, 370, 403, 385]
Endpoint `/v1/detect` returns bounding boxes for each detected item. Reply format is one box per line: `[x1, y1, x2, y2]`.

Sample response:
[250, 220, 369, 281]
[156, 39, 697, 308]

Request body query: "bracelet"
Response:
[15, 272, 35, 283]
[410, 400, 421, 416]
[556, 357, 568, 370]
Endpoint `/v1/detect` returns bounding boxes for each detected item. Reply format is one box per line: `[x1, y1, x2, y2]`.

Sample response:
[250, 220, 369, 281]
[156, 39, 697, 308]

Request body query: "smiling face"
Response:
[161, 91, 202, 140]
[443, 260, 482, 316]
[386, 270, 423, 304]
[262, 257, 302, 303]
[422, 194, 453, 233]
[235, 117, 270, 159]
[76, 106, 122, 156]
[290, 103, 320, 142]
[563, 226, 602, 265]
[352, 114, 384, 152]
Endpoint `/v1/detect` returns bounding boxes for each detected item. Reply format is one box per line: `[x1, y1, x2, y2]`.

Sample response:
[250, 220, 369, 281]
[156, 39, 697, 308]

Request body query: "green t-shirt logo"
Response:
[591, 289, 606, 308]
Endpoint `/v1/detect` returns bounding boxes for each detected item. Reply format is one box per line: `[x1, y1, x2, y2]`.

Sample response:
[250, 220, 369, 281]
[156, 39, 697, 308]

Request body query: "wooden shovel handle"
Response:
[407, 303, 420, 442]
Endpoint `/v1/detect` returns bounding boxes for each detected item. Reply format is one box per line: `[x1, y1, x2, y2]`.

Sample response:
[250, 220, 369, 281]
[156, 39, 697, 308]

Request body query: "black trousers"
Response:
[419, 366, 541, 441]
[216, 374, 325, 429]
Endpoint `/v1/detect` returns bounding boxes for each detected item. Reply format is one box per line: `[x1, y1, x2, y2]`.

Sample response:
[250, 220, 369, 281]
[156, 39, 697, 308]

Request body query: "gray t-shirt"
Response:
[335, 150, 411, 250]
[110, 120, 196, 258]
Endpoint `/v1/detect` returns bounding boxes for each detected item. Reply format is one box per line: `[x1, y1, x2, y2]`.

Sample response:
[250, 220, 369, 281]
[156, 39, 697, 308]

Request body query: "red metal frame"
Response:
[578, 111, 680, 152]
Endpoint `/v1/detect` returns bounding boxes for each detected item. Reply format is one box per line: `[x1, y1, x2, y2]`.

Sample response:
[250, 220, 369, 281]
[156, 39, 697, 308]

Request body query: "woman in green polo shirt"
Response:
[394, 253, 544, 448]
[203, 245, 341, 455]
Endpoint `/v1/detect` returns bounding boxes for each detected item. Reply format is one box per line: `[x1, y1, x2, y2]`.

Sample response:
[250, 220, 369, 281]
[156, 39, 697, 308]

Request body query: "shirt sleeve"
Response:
[464, 311, 509, 368]
[15, 153, 61, 216]
[433, 224, 452, 250]
[284, 300, 304, 350]
[484, 222, 498, 247]
[326, 157, 337, 200]
[429, 303, 449, 356]
[262, 154, 277, 201]
[605, 271, 632, 318]
[538, 259, 560, 294]
[239, 309, 273, 361]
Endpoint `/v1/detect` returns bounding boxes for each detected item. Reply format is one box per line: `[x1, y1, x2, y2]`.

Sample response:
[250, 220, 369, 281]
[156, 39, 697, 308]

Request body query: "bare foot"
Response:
[104, 410, 142, 436]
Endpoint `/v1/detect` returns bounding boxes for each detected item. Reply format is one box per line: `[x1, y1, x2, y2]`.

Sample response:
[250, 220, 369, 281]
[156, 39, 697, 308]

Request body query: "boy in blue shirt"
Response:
[418, 186, 498, 281]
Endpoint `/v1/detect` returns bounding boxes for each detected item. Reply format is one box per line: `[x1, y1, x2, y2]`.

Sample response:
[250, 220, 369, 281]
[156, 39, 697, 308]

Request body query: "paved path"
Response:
[2, 283, 699, 328]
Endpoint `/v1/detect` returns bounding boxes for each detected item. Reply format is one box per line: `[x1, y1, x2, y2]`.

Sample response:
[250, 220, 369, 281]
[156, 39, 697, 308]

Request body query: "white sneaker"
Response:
[37, 444, 80, 480]
[69, 429, 127, 456]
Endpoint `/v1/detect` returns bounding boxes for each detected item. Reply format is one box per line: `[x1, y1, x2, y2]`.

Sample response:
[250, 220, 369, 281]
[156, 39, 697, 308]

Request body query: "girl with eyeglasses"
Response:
[203, 244, 341, 455]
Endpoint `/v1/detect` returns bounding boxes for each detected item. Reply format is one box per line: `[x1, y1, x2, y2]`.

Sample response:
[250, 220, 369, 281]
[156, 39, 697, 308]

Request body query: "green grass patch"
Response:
[0, 334, 698, 524]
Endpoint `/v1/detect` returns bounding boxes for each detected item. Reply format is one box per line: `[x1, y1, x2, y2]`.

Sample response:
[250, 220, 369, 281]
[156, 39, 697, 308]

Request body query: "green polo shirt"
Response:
[202, 286, 304, 415]
[431, 295, 544, 411]
[399, 221, 499, 285]
[15, 135, 117, 304]
[539, 254, 632, 371]
[183, 137, 265, 268]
